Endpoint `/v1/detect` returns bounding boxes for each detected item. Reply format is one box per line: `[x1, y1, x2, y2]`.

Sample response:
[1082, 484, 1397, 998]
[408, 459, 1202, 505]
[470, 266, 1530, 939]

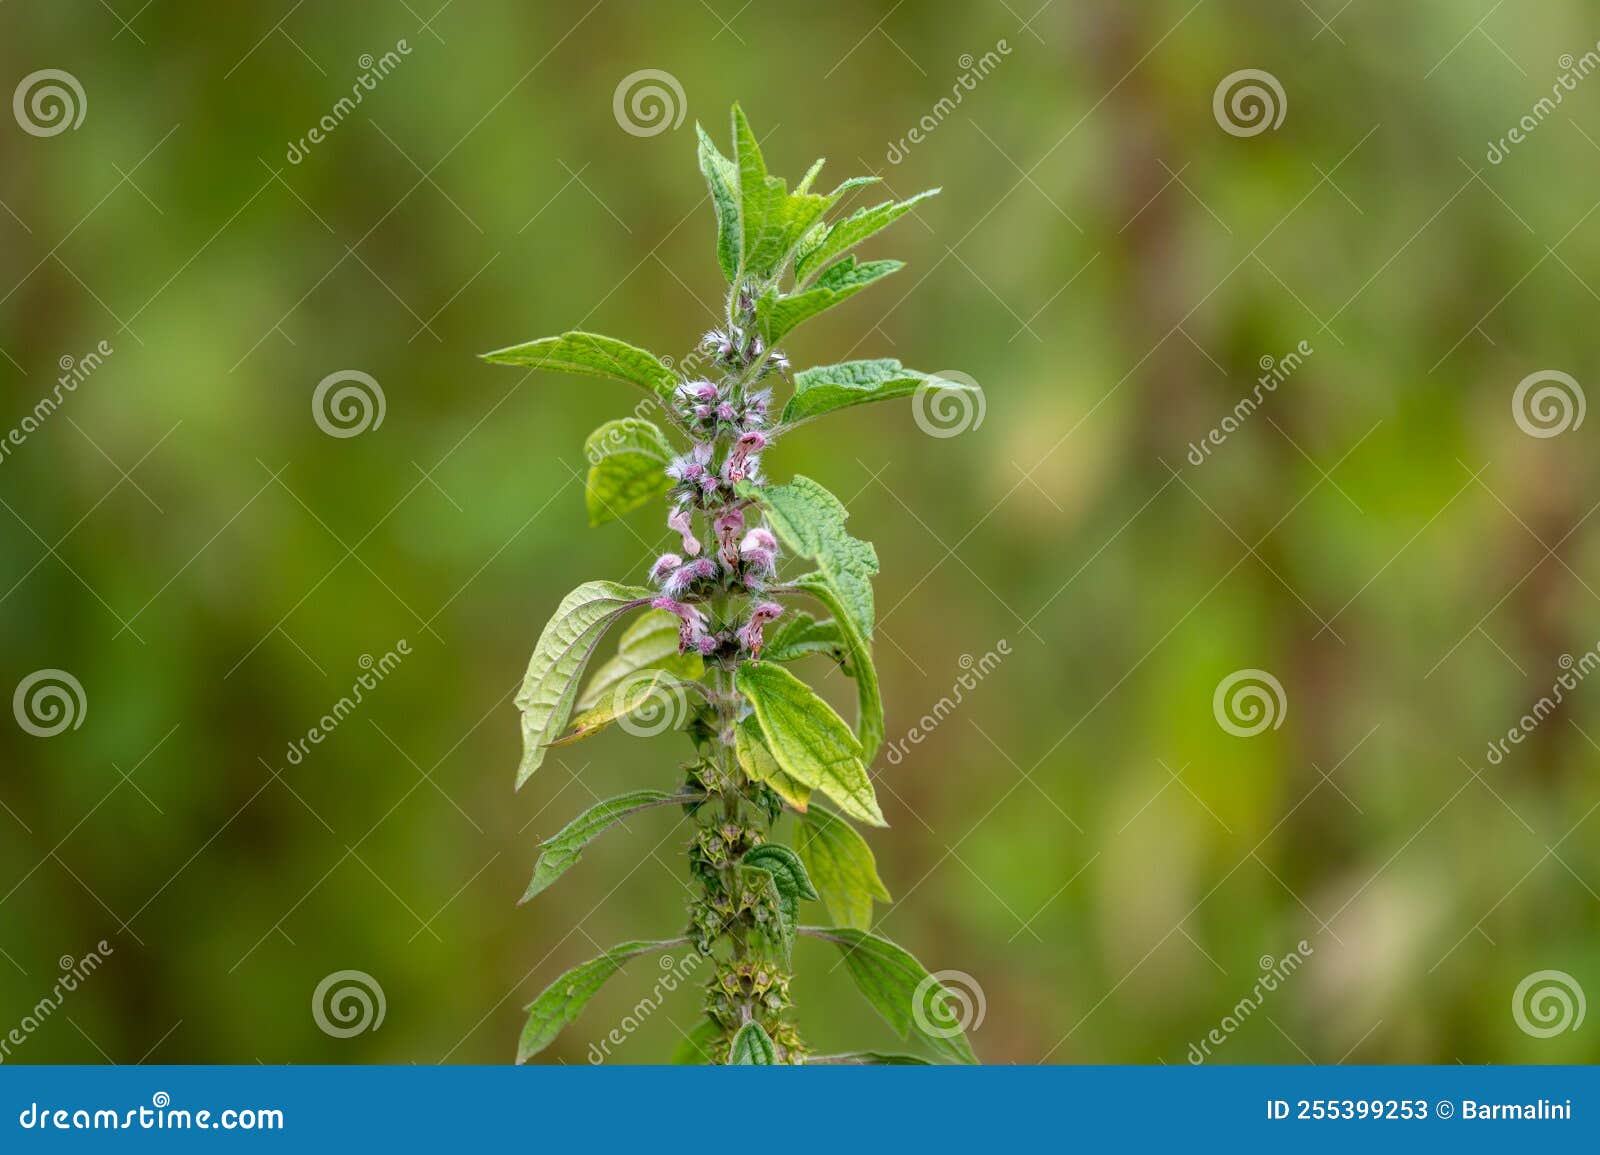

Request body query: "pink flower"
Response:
[667, 507, 702, 556]
[737, 601, 784, 656]
[650, 553, 683, 584]
[724, 431, 767, 483]
[714, 507, 745, 566]
[651, 596, 708, 653]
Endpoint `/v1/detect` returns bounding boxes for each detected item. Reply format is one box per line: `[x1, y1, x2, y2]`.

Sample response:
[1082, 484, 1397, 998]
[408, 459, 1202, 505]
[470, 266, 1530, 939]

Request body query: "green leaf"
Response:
[760, 611, 845, 663]
[735, 715, 813, 813]
[696, 124, 741, 282]
[739, 475, 878, 639]
[794, 157, 826, 195]
[780, 358, 977, 428]
[743, 843, 817, 952]
[809, 1051, 933, 1065]
[583, 417, 674, 526]
[735, 661, 884, 826]
[515, 581, 653, 787]
[795, 189, 939, 285]
[547, 667, 697, 746]
[755, 257, 902, 346]
[803, 927, 977, 1064]
[787, 572, 883, 762]
[730, 104, 829, 281]
[480, 331, 678, 403]
[728, 1020, 777, 1065]
[670, 1017, 721, 1065]
[520, 790, 690, 903]
[579, 610, 702, 710]
[796, 804, 890, 931]
[517, 938, 684, 1062]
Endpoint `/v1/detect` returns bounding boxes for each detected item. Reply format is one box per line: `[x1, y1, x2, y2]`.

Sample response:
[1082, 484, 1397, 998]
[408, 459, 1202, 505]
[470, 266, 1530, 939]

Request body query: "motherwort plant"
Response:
[484, 105, 980, 1065]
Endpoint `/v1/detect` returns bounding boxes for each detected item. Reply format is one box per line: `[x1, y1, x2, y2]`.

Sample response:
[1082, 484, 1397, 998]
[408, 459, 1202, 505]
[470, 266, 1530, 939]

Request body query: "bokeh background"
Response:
[3, 0, 1600, 1065]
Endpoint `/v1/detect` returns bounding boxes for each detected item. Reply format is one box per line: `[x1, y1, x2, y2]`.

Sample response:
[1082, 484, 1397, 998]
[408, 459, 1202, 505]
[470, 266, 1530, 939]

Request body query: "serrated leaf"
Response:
[547, 667, 697, 747]
[743, 844, 817, 953]
[739, 475, 878, 639]
[480, 331, 677, 403]
[730, 104, 830, 281]
[794, 157, 826, 195]
[670, 1017, 721, 1065]
[760, 611, 845, 663]
[517, 938, 684, 1062]
[787, 572, 883, 762]
[735, 661, 883, 826]
[804, 927, 977, 1064]
[825, 175, 881, 200]
[728, 1020, 777, 1065]
[755, 257, 902, 345]
[735, 716, 811, 812]
[579, 610, 702, 711]
[521, 789, 690, 902]
[796, 804, 890, 931]
[780, 358, 976, 428]
[696, 123, 741, 282]
[809, 1051, 932, 1065]
[583, 417, 674, 526]
[516, 581, 653, 787]
[795, 189, 939, 285]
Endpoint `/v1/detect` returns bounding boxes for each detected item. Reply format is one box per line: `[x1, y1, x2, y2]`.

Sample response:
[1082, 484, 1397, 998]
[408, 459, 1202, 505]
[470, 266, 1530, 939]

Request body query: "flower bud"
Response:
[650, 553, 683, 584]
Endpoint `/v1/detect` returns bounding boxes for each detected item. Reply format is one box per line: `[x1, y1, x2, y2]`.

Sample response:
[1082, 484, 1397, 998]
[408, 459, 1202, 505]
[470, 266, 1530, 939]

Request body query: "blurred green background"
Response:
[3, 0, 1600, 1065]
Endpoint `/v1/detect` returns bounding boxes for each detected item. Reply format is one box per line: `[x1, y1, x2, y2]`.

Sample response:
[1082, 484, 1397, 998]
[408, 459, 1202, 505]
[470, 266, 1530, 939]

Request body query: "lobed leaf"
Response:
[480, 331, 678, 403]
[735, 661, 884, 826]
[796, 804, 890, 931]
[735, 715, 812, 813]
[787, 572, 883, 762]
[780, 358, 977, 428]
[515, 581, 653, 787]
[518, 938, 686, 1062]
[583, 417, 675, 526]
[728, 1020, 777, 1065]
[520, 789, 692, 903]
[754, 257, 902, 346]
[795, 189, 940, 285]
[803, 927, 978, 1064]
[739, 475, 878, 639]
